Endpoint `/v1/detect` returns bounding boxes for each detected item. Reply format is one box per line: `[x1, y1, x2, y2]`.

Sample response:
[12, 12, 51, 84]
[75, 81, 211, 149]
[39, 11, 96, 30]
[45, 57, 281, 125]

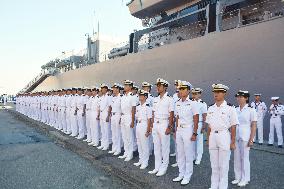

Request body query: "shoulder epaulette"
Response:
[227, 103, 233, 107]
[137, 103, 141, 106]
[146, 104, 150, 107]
[120, 94, 123, 97]
[200, 100, 204, 103]
[209, 103, 214, 107]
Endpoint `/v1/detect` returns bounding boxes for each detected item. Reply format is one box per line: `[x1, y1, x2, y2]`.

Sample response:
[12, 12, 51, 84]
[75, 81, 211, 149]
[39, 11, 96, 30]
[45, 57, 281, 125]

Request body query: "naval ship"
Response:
[20, 0, 284, 105]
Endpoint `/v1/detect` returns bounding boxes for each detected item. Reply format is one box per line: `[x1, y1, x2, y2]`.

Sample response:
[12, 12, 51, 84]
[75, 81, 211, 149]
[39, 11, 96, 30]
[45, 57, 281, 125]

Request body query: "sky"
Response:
[0, 0, 142, 94]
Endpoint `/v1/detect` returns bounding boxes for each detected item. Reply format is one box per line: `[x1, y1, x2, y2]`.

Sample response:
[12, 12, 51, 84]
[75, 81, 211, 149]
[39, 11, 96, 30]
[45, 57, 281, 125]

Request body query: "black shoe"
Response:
[258, 143, 263, 145]
[278, 145, 283, 148]
[267, 144, 273, 146]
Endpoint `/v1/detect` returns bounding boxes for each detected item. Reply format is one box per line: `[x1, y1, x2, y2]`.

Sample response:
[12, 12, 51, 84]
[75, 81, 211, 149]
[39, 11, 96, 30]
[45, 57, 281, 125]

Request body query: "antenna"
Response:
[93, 10, 96, 36]
[97, 21, 100, 39]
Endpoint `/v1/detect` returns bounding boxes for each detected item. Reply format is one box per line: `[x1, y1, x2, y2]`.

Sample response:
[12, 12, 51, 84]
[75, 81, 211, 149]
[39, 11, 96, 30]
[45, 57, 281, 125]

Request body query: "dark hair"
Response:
[246, 97, 249, 104]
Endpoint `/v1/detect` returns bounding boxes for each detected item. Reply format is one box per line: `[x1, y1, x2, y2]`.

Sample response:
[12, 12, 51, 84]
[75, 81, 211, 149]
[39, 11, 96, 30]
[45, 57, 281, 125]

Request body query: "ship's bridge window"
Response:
[156, 12, 178, 25]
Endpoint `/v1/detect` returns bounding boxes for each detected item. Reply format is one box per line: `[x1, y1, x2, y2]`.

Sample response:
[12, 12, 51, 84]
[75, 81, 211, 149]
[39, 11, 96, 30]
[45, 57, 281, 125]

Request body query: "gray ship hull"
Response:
[35, 17, 284, 101]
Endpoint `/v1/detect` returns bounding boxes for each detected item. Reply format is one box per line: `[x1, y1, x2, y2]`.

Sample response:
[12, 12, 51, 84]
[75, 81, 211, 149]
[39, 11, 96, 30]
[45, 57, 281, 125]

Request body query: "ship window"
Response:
[156, 12, 178, 25]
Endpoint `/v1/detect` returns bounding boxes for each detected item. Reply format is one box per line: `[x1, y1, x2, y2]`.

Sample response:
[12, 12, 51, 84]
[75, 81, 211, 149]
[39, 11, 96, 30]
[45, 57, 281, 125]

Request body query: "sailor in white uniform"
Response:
[206, 84, 239, 189]
[118, 80, 137, 161]
[141, 81, 154, 155]
[88, 87, 101, 147]
[131, 85, 139, 152]
[65, 89, 72, 135]
[70, 88, 79, 137]
[134, 89, 152, 170]
[268, 97, 284, 148]
[55, 90, 62, 131]
[97, 84, 112, 151]
[40, 92, 47, 124]
[148, 78, 174, 177]
[172, 81, 199, 185]
[132, 85, 139, 104]
[83, 88, 93, 143]
[59, 89, 68, 133]
[50, 91, 56, 128]
[46, 92, 51, 126]
[232, 90, 257, 187]
[75, 88, 87, 140]
[141, 82, 154, 106]
[109, 83, 122, 155]
[191, 88, 207, 165]
[55, 90, 61, 130]
[250, 94, 267, 144]
[171, 80, 182, 168]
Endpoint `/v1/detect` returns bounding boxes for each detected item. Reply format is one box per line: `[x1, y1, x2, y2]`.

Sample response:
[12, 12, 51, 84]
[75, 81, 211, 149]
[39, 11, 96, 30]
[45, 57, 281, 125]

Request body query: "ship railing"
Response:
[20, 68, 57, 93]
[137, 19, 207, 52]
[98, 40, 130, 61]
[220, 0, 284, 31]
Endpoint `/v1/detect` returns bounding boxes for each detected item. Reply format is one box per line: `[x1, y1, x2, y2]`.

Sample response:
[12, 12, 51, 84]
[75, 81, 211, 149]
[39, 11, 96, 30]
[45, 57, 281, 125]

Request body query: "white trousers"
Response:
[136, 121, 150, 166]
[60, 110, 67, 132]
[172, 121, 178, 162]
[54, 110, 59, 129]
[121, 114, 134, 159]
[40, 109, 45, 123]
[46, 110, 50, 125]
[51, 110, 56, 127]
[85, 110, 92, 141]
[269, 117, 283, 145]
[48, 110, 52, 126]
[149, 134, 154, 155]
[100, 112, 111, 149]
[77, 111, 86, 139]
[194, 122, 203, 162]
[56, 110, 60, 129]
[209, 131, 231, 189]
[176, 126, 194, 179]
[234, 139, 250, 183]
[90, 111, 100, 145]
[71, 112, 78, 136]
[66, 110, 72, 133]
[133, 122, 138, 151]
[152, 120, 170, 172]
[111, 114, 122, 153]
[254, 116, 264, 143]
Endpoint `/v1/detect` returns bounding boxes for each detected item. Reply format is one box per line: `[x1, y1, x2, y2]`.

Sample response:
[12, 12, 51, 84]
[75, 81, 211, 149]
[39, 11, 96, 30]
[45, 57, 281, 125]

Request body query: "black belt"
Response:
[214, 130, 228, 133]
[121, 113, 131, 115]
